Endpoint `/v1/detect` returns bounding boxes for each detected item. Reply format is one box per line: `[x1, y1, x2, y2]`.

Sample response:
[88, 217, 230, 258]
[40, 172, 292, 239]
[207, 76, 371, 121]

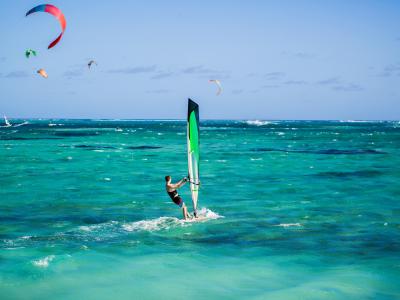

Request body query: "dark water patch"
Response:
[81, 216, 109, 224]
[185, 226, 400, 258]
[0, 136, 63, 140]
[74, 144, 117, 150]
[318, 149, 386, 155]
[54, 131, 99, 137]
[126, 146, 162, 150]
[314, 170, 383, 178]
[251, 147, 387, 155]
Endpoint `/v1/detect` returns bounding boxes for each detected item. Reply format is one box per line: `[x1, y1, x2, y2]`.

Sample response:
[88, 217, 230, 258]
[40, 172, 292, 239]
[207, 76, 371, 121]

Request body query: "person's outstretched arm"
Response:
[168, 178, 187, 189]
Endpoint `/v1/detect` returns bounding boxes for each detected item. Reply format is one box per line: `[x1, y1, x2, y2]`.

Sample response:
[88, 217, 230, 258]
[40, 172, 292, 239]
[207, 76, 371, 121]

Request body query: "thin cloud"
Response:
[4, 71, 29, 78]
[182, 65, 220, 74]
[378, 63, 400, 77]
[108, 65, 157, 74]
[316, 77, 341, 85]
[333, 83, 363, 92]
[284, 80, 307, 85]
[316, 76, 362, 91]
[263, 72, 285, 80]
[181, 65, 229, 78]
[151, 72, 174, 80]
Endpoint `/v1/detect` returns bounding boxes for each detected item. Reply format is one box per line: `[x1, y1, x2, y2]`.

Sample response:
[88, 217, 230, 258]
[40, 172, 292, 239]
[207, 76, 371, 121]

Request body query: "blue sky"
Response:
[0, 0, 399, 119]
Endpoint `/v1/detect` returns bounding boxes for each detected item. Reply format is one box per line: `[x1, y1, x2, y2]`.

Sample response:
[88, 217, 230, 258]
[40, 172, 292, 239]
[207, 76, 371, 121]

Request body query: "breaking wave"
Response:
[245, 120, 272, 126]
[32, 255, 55, 268]
[273, 223, 302, 228]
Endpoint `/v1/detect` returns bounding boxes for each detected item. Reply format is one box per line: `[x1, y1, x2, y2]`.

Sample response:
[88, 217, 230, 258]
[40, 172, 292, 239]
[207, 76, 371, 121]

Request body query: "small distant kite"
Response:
[88, 60, 97, 69]
[25, 49, 37, 58]
[209, 79, 222, 95]
[26, 4, 67, 49]
[37, 69, 48, 78]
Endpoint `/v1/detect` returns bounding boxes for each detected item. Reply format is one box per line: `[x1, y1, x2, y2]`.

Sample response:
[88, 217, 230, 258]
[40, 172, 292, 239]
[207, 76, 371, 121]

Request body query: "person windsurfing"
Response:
[165, 175, 191, 220]
[3, 115, 11, 127]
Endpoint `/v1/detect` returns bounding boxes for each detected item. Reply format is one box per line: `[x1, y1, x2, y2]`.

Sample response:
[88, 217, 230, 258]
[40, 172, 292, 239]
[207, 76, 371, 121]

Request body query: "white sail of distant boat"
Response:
[1, 115, 28, 128]
[4, 115, 11, 127]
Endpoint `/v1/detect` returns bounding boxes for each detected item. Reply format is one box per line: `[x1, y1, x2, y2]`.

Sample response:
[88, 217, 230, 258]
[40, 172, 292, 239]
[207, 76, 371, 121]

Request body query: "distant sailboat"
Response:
[1, 115, 28, 128]
[3, 115, 12, 127]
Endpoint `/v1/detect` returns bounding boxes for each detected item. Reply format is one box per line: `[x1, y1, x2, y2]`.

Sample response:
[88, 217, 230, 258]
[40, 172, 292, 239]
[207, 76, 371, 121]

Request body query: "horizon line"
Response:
[3, 117, 400, 122]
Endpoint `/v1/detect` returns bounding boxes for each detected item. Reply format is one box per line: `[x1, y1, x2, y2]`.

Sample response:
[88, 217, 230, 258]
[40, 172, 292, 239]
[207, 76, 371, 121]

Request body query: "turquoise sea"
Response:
[1, 119, 399, 299]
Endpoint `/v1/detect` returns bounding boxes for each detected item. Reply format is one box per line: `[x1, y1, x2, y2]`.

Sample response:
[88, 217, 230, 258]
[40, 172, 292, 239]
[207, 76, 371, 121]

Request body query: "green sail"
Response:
[187, 98, 200, 214]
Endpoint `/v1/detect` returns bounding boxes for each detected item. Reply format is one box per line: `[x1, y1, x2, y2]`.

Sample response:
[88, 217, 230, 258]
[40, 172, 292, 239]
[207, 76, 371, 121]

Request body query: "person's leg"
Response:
[182, 204, 188, 220]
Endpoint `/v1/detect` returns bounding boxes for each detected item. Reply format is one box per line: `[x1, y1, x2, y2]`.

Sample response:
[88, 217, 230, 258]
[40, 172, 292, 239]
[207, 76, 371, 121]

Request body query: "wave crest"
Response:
[32, 255, 55, 268]
[245, 120, 271, 126]
[122, 217, 182, 232]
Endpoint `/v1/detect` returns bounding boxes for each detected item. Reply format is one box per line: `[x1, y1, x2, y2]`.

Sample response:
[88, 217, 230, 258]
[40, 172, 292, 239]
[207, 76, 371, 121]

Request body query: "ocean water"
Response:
[1, 119, 399, 300]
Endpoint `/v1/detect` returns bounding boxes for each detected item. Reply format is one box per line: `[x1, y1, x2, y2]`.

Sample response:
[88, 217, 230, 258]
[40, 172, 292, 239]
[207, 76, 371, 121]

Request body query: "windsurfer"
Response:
[165, 175, 191, 220]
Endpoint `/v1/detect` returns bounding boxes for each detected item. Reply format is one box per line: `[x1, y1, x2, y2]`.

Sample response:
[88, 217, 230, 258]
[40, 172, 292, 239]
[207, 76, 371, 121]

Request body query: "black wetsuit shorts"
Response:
[167, 190, 183, 207]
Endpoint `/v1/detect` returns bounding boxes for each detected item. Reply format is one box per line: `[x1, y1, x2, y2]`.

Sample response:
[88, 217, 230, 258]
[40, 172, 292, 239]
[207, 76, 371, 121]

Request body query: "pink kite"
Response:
[26, 4, 66, 49]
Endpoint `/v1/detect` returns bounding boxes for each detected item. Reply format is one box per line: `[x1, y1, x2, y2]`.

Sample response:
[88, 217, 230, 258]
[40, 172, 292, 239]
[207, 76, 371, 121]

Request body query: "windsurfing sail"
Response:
[187, 98, 200, 216]
[4, 115, 11, 127]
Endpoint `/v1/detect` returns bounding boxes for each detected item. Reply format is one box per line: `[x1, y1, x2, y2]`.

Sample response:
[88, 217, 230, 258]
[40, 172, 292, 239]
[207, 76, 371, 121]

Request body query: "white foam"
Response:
[33, 255, 55, 268]
[340, 120, 369, 123]
[122, 217, 183, 232]
[194, 207, 223, 220]
[78, 221, 119, 233]
[79, 225, 95, 232]
[5, 247, 25, 250]
[274, 223, 302, 228]
[122, 208, 223, 231]
[245, 120, 271, 126]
